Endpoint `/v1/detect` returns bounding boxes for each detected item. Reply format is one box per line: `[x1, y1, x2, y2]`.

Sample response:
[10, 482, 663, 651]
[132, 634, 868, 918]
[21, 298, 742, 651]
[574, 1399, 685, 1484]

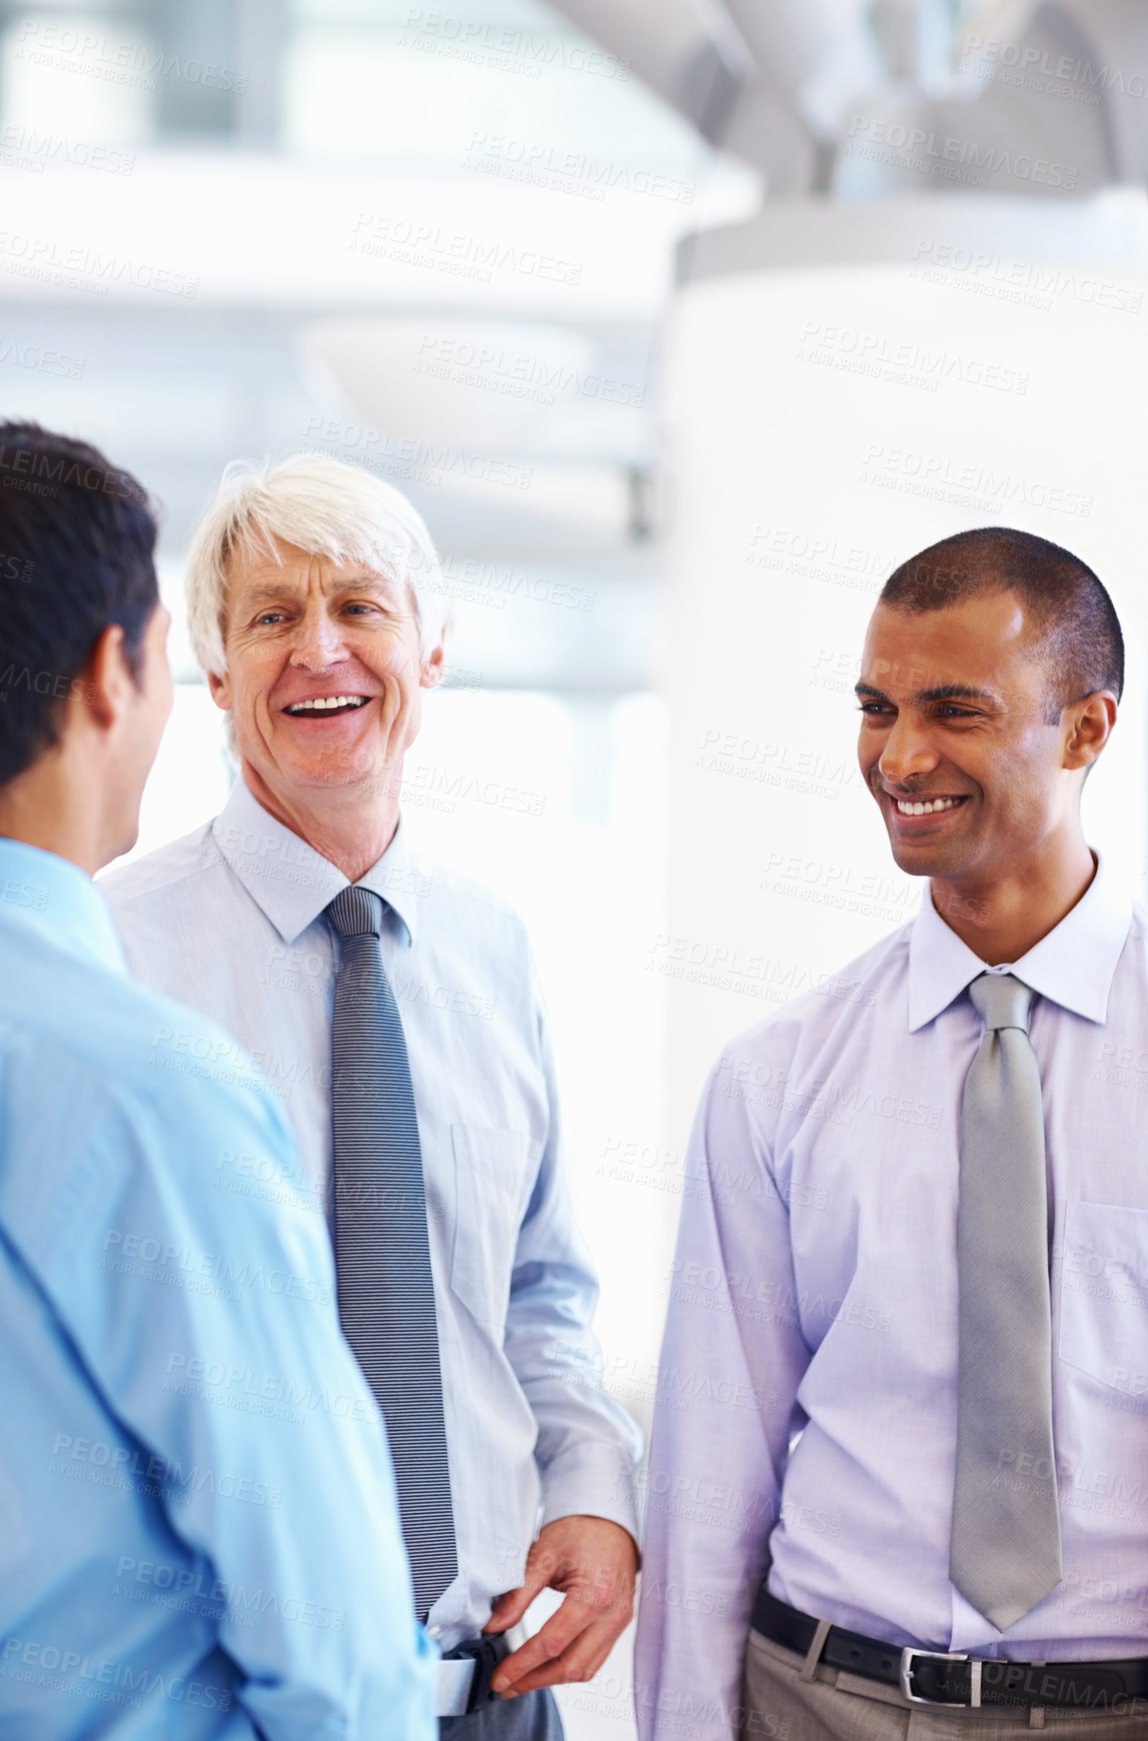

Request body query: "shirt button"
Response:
[429, 1625, 442, 1637]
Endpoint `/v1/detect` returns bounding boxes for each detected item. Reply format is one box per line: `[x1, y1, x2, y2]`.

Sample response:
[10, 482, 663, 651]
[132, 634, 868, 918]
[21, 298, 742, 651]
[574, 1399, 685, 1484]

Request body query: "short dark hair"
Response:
[0, 421, 158, 786]
[879, 527, 1124, 720]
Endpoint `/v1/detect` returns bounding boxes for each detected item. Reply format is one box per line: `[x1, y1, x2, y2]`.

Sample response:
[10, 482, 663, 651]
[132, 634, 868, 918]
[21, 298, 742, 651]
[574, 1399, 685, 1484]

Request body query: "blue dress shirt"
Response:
[0, 836, 437, 1738]
[102, 775, 642, 1651]
[636, 856, 1148, 1740]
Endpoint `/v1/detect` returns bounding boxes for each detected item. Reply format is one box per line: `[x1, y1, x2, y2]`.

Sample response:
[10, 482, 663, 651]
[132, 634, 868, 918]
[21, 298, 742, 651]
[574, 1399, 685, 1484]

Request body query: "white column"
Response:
[662, 192, 1148, 1136]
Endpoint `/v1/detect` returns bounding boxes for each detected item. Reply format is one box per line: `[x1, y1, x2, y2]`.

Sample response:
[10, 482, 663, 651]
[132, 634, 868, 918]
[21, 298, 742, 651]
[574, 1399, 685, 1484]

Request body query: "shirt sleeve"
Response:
[502, 957, 643, 1543]
[634, 1047, 812, 1741]
[21, 1067, 438, 1741]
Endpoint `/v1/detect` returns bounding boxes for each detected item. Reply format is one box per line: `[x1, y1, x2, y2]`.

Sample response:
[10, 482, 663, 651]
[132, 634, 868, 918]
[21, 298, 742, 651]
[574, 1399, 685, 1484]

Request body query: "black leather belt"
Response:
[753, 1590, 1148, 1712]
[438, 1633, 510, 1717]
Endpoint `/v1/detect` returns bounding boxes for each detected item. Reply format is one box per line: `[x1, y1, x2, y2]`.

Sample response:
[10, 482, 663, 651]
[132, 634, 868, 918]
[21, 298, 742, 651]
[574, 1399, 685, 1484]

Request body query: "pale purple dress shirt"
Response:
[635, 855, 1148, 1739]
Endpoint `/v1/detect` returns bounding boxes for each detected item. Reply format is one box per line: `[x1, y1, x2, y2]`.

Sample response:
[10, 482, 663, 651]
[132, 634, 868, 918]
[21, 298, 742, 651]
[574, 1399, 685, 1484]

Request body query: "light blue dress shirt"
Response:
[0, 836, 437, 1738]
[102, 776, 641, 1651]
[636, 856, 1148, 1740]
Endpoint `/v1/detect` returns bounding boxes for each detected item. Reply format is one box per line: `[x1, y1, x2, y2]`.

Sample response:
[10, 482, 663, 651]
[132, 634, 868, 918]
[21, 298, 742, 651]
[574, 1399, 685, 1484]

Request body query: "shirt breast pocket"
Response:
[1059, 1200, 1148, 1393]
[449, 1125, 534, 1336]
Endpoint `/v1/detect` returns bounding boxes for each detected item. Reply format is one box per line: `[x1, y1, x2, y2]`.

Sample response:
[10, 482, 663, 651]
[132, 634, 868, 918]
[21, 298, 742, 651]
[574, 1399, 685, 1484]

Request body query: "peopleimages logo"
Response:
[909, 240, 1142, 314]
[412, 332, 644, 407]
[860, 445, 1092, 519]
[795, 320, 1028, 396]
[0, 337, 85, 379]
[846, 115, 1077, 190]
[0, 232, 198, 300]
[15, 20, 247, 92]
[959, 35, 1148, 102]
[399, 10, 630, 82]
[0, 444, 132, 496]
[0, 125, 134, 176]
[464, 131, 694, 204]
[348, 212, 583, 288]
[1, 1634, 232, 1713]
[304, 415, 533, 494]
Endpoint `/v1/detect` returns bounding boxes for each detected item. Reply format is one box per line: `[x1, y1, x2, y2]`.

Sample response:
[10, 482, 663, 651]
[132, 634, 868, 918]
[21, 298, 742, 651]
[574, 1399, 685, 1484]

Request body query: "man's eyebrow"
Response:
[239, 571, 397, 602]
[326, 570, 398, 591]
[853, 680, 1000, 704]
[919, 683, 998, 704]
[239, 581, 296, 603]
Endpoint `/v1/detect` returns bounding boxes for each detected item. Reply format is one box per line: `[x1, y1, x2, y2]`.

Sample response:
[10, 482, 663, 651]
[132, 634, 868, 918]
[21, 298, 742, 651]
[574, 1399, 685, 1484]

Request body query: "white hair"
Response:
[185, 452, 451, 677]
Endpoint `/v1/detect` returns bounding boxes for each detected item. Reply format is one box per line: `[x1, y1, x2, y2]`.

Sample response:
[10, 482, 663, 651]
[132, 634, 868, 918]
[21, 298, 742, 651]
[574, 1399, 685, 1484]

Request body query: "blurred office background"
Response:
[3, 0, 1148, 1730]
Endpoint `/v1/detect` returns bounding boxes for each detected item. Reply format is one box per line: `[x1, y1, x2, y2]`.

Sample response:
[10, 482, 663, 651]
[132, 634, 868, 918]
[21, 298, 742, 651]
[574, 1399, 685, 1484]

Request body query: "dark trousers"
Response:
[440, 1687, 563, 1740]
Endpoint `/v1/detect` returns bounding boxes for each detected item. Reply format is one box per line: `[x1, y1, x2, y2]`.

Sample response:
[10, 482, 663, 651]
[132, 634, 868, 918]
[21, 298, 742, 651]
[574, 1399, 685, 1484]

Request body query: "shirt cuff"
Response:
[539, 1442, 640, 1545]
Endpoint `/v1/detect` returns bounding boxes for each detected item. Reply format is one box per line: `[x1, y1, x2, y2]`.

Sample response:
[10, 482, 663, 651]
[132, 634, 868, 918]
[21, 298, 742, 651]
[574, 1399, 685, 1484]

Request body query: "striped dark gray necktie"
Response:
[327, 884, 457, 1618]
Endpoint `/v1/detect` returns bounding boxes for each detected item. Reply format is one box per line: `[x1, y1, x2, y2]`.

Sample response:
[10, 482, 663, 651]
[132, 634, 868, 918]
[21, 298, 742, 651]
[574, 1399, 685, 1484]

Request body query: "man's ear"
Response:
[78, 625, 135, 731]
[206, 667, 233, 711]
[420, 638, 446, 690]
[1063, 691, 1118, 772]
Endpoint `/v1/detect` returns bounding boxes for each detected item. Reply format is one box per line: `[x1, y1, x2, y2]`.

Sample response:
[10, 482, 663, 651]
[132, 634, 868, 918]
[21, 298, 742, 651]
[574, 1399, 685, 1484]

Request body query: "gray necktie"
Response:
[949, 971, 1062, 1632]
[327, 884, 457, 1619]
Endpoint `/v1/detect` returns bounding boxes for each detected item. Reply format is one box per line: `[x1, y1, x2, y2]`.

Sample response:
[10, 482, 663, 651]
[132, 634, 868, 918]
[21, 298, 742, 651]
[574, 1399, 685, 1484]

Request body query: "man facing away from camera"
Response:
[104, 453, 641, 1739]
[0, 421, 436, 1737]
[634, 526, 1148, 1739]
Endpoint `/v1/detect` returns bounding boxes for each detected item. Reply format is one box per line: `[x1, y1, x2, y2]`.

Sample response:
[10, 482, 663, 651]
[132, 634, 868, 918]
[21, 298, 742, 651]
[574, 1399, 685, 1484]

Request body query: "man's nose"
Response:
[877, 716, 939, 786]
[289, 608, 347, 668]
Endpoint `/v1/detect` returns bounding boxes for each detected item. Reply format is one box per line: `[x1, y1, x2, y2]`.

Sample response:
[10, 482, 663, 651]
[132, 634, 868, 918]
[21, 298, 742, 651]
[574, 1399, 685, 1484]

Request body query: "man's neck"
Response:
[0, 753, 103, 875]
[240, 760, 400, 884]
[929, 836, 1097, 965]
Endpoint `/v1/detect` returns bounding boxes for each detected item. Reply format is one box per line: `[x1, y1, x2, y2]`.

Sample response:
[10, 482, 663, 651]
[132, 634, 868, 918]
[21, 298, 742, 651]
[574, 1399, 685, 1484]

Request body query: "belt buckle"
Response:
[900, 1648, 981, 1707]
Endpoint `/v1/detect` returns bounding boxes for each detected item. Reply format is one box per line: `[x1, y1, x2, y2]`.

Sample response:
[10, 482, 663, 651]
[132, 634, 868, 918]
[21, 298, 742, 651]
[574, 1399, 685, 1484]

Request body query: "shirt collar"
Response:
[0, 837, 127, 975]
[907, 853, 1132, 1032]
[211, 776, 423, 947]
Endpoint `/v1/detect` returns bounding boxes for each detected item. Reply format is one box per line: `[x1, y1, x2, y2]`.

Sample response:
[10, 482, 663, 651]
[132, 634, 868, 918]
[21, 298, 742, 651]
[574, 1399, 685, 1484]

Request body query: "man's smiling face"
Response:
[207, 537, 442, 810]
[857, 590, 1075, 884]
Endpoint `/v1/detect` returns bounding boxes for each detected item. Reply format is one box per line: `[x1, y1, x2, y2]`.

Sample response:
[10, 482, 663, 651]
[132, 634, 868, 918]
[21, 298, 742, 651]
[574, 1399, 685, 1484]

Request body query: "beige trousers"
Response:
[742, 1631, 1148, 1741]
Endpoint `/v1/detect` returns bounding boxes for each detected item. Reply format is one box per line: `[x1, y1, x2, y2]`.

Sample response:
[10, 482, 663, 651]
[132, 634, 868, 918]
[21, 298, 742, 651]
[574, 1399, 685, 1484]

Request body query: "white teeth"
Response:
[286, 695, 368, 715]
[895, 796, 962, 816]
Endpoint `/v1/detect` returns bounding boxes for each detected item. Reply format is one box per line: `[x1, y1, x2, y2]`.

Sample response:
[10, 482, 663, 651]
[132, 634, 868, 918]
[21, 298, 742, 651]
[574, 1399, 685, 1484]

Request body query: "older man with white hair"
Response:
[103, 454, 641, 1740]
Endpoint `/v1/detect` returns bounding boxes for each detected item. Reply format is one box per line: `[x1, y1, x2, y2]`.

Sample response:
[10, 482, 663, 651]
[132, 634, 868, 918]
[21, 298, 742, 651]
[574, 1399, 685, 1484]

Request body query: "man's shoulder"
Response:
[397, 848, 532, 950]
[716, 920, 912, 1071]
[1129, 898, 1148, 941]
[0, 925, 284, 1187]
[1114, 898, 1148, 988]
[6, 909, 266, 1099]
[0, 936, 299, 1299]
[100, 820, 221, 911]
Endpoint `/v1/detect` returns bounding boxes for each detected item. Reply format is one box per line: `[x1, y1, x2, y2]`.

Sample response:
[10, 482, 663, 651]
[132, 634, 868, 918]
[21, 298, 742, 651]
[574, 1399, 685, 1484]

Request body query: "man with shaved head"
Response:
[636, 527, 1148, 1739]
